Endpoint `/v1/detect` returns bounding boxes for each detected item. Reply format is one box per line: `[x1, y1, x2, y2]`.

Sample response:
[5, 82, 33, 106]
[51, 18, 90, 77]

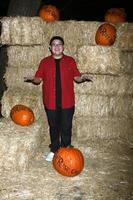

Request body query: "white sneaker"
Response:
[45, 152, 54, 162]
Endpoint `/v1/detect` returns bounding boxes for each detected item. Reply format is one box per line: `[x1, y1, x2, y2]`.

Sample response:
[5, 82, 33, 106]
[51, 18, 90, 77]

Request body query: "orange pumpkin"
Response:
[10, 104, 34, 126]
[39, 5, 60, 22]
[104, 8, 126, 23]
[53, 147, 84, 177]
[95, 23, 116, 46]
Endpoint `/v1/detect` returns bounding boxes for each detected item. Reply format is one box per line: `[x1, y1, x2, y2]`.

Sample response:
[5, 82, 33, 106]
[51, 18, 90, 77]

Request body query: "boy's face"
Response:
[50, 39, 64, 57]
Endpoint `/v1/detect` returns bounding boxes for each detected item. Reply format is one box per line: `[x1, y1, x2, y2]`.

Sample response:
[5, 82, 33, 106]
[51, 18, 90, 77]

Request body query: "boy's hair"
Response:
[49, 36, 64, 46]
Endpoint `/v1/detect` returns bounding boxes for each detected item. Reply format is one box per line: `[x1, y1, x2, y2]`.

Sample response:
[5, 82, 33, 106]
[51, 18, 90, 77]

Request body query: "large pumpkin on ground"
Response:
[39, 5, 60, 22]
[53, 147, 84, 177]
[10, 104, 34, 126]
[95, 23, 116, 46]
[104, 8, 126, 23]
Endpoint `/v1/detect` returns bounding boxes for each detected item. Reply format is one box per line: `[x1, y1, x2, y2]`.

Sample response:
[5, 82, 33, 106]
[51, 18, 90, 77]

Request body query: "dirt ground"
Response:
[0, 138, 133, 200]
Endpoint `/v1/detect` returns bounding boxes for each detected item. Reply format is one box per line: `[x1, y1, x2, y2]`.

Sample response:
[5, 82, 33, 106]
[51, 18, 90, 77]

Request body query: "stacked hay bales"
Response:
[0, 18, 50, 171]
[75, 45, 133, 142]
[0, 17, 133, 171]
[0, 118, 45, 171]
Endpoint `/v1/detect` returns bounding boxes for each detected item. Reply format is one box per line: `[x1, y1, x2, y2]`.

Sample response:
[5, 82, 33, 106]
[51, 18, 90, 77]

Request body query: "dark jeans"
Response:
[45, 106, 75, 153]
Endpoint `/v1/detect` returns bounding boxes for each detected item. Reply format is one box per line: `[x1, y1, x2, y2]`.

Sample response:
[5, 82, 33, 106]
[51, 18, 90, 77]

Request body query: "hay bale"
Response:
[0, 17, 45, 45]
[74, 116, 133, 141]
[120, 51, 133, 74]
[0, 118, 47, 171]
[75, 74, 133, 96]
[115, 23, 133, 49]
[1, 17, 133, 50]
[7, 45, 49, 69]
[1, 88, 43, 120]
[4, 64, 44, 93]
[0, 17, 98, 46]
[79, 21, 101, 45]
[0, 17, 11, 44]
[5, 45, 48, 89]
[43, 20, 99, 46]
[4, 66, 42, 90]
[77, 46, 133, 74]
[75, 94, 133, 118]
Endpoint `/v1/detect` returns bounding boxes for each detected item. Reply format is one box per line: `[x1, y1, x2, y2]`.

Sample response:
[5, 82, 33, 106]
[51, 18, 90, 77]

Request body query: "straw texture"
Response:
[0, 17, 133, 174]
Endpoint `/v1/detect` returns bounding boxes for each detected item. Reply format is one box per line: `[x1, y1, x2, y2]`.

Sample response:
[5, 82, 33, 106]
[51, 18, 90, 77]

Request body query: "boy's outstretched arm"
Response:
[74, 73, 93, 83]
[24, 76, 42, 85]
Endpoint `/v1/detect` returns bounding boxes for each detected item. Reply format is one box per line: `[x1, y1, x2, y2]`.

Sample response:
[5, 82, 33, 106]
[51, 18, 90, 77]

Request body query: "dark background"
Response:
[0, 0, 132, 21]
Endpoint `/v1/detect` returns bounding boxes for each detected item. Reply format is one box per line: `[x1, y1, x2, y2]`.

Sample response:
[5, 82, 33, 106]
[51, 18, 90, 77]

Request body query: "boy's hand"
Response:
[81, 73, 93, 82]
[24, 76, 34, 82]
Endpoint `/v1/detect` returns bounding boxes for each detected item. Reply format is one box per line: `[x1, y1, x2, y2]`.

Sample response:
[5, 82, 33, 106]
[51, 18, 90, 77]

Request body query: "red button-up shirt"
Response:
[35, 54, 80, 110]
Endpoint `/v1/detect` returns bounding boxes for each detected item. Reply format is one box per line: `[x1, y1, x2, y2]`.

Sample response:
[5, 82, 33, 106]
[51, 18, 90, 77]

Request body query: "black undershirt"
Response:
[55, 59, 61, 109]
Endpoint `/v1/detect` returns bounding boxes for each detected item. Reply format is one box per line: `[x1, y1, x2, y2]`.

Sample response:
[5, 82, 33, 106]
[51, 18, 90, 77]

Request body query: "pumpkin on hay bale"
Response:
[39, 4, 60, 22]
[95, 23, 116, 46]
[10, 104, 35, 126]
[53, 147, 84, 177]
[104, 8, 126, 24]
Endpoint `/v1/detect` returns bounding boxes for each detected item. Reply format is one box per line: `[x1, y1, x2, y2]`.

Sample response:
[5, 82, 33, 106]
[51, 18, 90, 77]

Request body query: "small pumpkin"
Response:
[95, 23, 116, 46]
[39, 5, 60, 22]
[53, 147, 84, 177]
[10, 104, 34, 126]
[104, 8, 126, 23]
